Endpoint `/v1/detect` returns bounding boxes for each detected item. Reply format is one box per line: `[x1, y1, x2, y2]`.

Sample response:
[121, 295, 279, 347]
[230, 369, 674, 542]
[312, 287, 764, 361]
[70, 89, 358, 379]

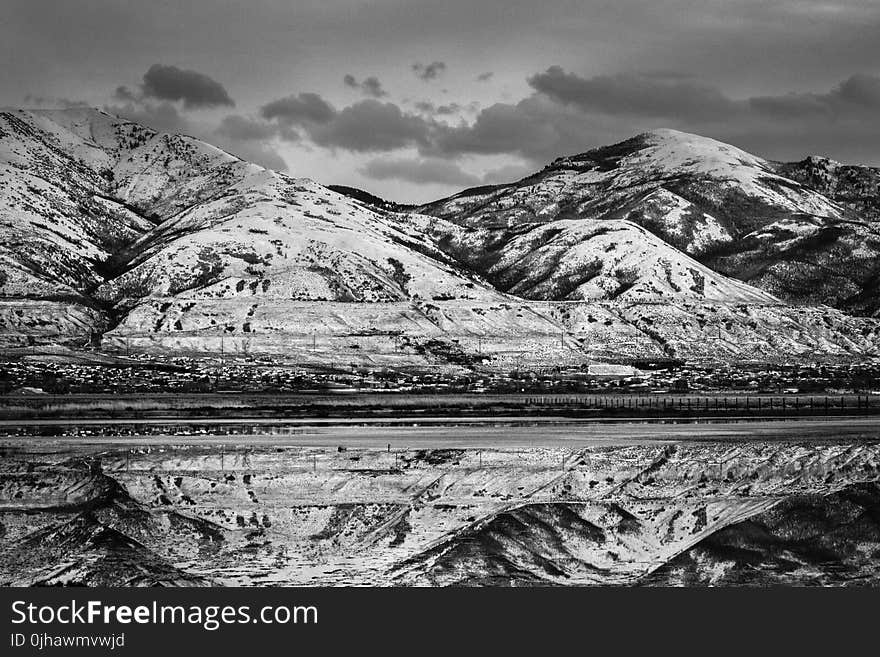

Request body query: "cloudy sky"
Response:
[4, 0, 880, 202]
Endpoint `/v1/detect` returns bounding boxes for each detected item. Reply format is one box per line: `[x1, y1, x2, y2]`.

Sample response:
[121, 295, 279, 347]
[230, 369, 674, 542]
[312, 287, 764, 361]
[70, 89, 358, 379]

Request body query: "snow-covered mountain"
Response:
[1, 109, 878, 364]
[415, 129, 880, 314]
[0, 108, 503, 349]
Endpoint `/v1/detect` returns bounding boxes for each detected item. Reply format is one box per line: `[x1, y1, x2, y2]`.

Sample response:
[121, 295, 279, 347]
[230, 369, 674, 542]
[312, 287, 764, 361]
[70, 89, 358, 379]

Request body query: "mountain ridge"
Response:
[2, 108, 879, 366]
[409, 128, 880, 315]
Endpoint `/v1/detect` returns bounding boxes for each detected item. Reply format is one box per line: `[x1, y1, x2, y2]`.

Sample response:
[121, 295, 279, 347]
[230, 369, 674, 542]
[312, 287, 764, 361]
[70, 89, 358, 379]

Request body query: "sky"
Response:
[4, 0, 880, 203]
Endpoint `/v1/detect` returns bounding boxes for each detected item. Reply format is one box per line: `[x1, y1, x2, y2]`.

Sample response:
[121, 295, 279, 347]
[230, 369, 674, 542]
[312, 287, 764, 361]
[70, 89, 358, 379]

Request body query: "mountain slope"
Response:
[399, 212, 776, 304]
[415, 129, 880, 315]
[0, 108, 505, 350]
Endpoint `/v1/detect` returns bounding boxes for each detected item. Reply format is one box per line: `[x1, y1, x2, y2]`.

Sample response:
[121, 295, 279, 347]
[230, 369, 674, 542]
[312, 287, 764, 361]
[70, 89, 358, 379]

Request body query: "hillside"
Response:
[416, 129, 880, 315]
[0, 108, 504, 355]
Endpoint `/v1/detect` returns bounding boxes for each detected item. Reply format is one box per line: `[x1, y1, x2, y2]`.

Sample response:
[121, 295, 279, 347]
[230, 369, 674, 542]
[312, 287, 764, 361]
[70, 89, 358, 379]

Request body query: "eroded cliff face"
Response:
[2, 441, 878, 586]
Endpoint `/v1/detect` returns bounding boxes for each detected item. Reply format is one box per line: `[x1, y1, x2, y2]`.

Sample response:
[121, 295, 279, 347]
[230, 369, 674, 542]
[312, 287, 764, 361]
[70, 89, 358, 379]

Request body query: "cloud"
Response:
[413, 100, 461, 115]
[259, 92, 336, 126]
[259, 94, 432, 152]
[476, 72, 494, 82]
[309, 100, 432, 152]
[527, 66, 738, 120]
[360, 157, 480, 186]
[527, 66, 880, 128]
[244, 68, 880, 183]
[140, 64, 234, 109]
[749, 73, 880, 118]
[835, 73, 880, 108]
[255, 88, 604, 163]
[429, 95, 597, 162]
[209, 115, 286, 170]
[343, 74, 388, 98]
[213, 138, 287, 171]
[215, 114, 278, 141]
[105, 100, 196, 135]
[412, 61, 446, 81]
[113, 86, 138, 102]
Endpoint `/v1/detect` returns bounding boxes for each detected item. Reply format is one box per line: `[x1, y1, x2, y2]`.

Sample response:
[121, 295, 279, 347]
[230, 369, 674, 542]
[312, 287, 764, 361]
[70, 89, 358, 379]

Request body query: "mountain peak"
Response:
[544, 128, 768, 179]
[632, 128, 769, 170]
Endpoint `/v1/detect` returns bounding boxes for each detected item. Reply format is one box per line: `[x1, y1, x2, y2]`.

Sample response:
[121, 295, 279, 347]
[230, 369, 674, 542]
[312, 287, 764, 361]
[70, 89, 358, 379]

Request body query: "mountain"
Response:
[1, 109, 878, 366]
[415, 129, 880, 315]
[0, 108, 506, 354]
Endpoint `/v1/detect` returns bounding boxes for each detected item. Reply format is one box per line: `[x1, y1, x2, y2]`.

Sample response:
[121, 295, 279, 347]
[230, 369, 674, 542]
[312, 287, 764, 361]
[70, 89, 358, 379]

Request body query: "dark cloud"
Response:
[429, 96, 595, 162]
[309, 100, 432, 152]
[527, 66, 880, 128]
[242, 67, 880, 184]
[254, 87, 624, 164]
[412, 61, 446, 81]
[476, 72, 494, 82]
[836, 73, 880, 108]
[747, 93, 831, 119]
[749, 73, 880, 118]
[140, 64, 234, 109]
[260, 92, 336, 125]
[259, 93, 432, 152]
[527, 66, 738, 120]
[360, 157, 480, 186]
[343, 74, 388, 98]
